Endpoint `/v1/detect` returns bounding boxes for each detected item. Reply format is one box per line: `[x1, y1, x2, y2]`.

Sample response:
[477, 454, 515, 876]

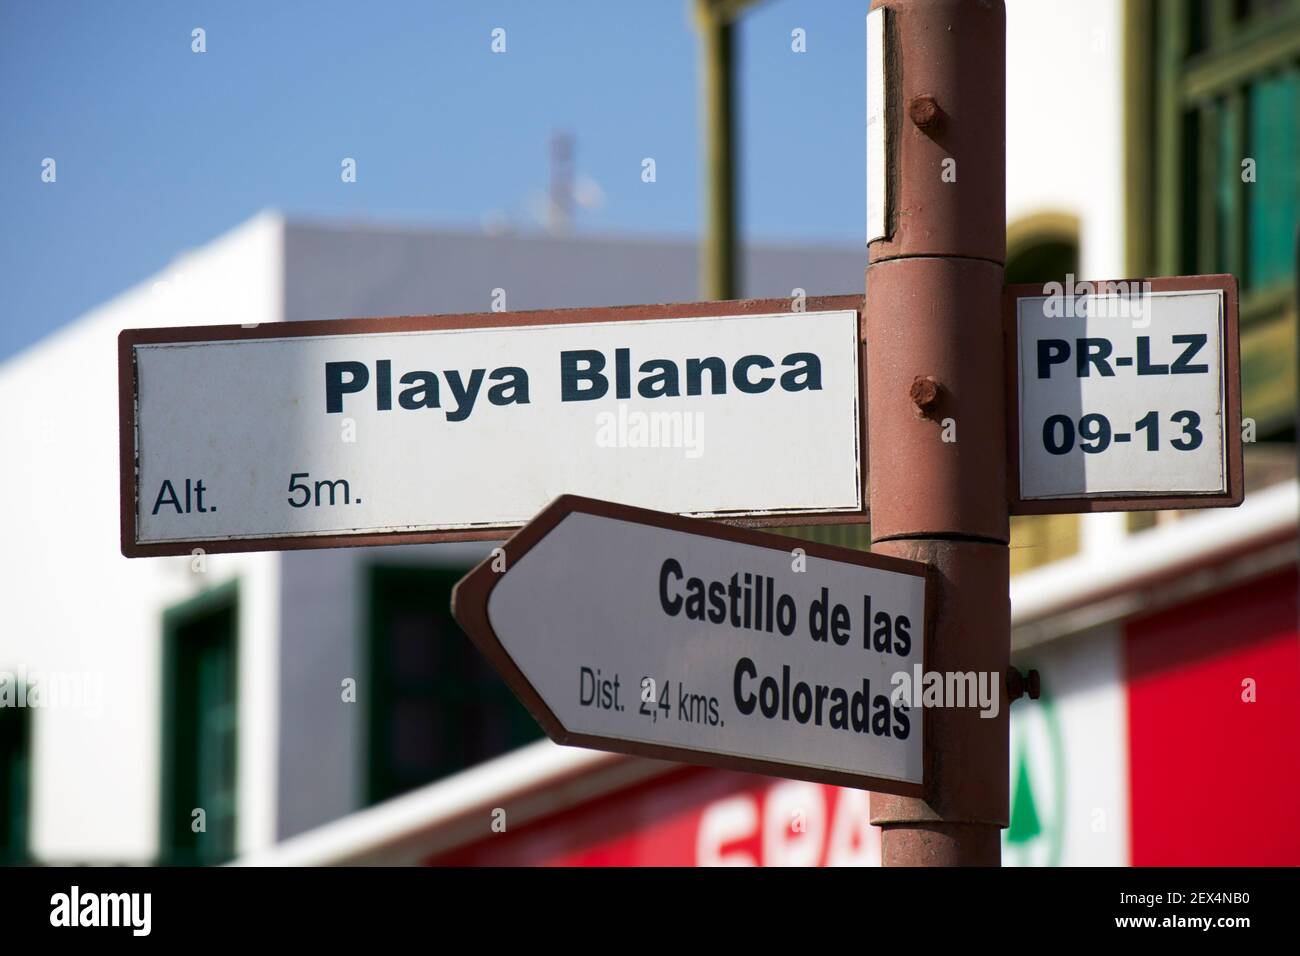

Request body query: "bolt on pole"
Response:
[865, 0, 1010, 866]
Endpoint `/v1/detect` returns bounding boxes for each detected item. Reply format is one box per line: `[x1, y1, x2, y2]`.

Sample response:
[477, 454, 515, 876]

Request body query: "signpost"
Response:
[451, 495, 929, 794]
[116, 0, 1251, 867]
[1007, 274, 1243, 513]
[118, 296, 865, 557]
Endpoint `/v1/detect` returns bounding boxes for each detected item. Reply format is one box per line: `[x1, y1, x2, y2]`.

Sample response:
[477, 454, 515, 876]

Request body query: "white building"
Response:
[0, 212, 878, 863]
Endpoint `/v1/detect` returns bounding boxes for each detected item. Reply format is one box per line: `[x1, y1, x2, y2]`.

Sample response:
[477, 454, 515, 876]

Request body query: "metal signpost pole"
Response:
[865, 0, 1010, 866]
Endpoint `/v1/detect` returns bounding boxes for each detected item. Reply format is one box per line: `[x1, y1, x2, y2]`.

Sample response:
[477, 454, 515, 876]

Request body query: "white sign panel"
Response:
[1011, 276, 1241, 510]
[120, 301, 865, 555]
[866, 7, 888, 244]
[453, 497, 927, 793]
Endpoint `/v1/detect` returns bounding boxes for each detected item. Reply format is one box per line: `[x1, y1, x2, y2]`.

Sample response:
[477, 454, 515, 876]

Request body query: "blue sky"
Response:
[0, 0, 868, 359]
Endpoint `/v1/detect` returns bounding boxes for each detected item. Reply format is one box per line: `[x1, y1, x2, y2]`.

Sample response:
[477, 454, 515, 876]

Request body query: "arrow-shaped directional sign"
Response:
[452, 496, 930, 795]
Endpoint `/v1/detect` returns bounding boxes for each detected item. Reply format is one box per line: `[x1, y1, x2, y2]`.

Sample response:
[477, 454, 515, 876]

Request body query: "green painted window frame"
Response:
[1138, 0, 1300, 287]
[365, 565, 542, 805]
[159, 580, 239, 866]
[1127, 0, 1300, 438]
[0, 701, 31, 865]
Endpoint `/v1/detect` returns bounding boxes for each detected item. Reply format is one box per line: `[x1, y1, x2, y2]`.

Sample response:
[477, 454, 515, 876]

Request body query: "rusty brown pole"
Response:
[866, 0, 1009, 865]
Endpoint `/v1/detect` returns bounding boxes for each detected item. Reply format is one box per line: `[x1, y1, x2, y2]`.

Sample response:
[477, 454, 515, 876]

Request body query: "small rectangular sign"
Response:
[452, 496, 929, 794]
[1006, 274, 1243, 514]
[119, 297, 867, 556]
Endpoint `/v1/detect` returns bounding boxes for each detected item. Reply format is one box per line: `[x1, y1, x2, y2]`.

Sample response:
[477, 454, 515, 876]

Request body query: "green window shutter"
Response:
[1216, 90, 1245, 278]
[0, 705, 30, 864]
[1246, 68, 1299, 289]
[1141, 0, 1300, 438]
[160, 582, 238, 865]
[366, 566, 543, 805]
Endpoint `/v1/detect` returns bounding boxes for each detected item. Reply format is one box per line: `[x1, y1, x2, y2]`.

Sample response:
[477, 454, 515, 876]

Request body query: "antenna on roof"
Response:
[549, 131, 574, 235]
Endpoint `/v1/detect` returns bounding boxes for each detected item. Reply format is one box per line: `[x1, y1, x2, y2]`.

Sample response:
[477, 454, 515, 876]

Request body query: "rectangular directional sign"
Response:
[118, 296, 866, 556]
[451, 495, 929, 794]
[1006, 274, 1243, 514]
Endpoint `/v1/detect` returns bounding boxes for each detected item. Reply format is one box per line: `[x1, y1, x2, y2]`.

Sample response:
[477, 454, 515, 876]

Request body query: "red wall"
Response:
[1126, 567, 1300, 865]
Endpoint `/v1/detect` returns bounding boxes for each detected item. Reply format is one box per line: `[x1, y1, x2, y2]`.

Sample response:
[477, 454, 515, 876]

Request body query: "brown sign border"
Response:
[119, 295, 867, 558]
[1004, 274, 1243, 515]
[450, 494, 931, 798]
